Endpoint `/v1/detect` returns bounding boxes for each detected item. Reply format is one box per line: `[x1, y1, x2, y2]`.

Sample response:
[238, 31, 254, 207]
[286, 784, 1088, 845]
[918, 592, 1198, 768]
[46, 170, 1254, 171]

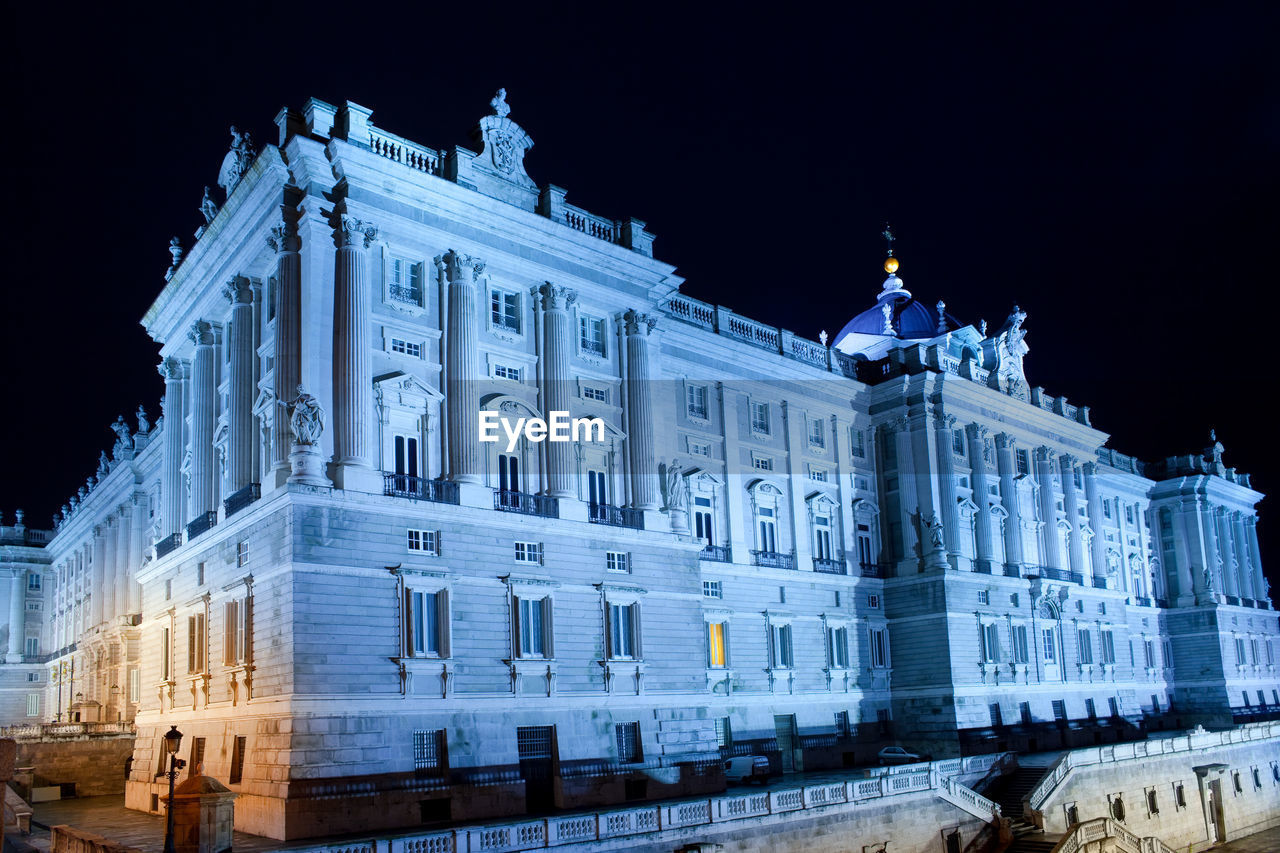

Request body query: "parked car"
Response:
[723, 755, 773, 784]
[877, 746, 925, 765]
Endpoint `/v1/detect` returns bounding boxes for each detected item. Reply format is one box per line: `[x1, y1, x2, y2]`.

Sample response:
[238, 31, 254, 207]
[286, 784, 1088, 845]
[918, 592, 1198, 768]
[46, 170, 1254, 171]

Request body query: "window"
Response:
[978, 589, 990, 605]
[390, 337, 422, 358]
[808, 418, 825, 448]
[606, 551, 630, 573]
[1042, 628, 1057, 663]
[980, 623, 1000, 663]
[1103, 500, 1112, 519]
[828, 626, 849, 669]
[1078, 629, 1094, 665]
[1012, 625, 1029, 663]
[689, 441, 710, 457]
[715, 717, 732, 748]
[494, 364, 522, 382]
[694, 496, 714, 544]
[707, 621, 728, 668]
[770, 623, 794, 668]
[1086, 698, 1097, 719]
[165, 579, 172, 601]
[197, 562, 205, 586]
[404, 589, 449, 657]
[26, 672, 39, 683]
[395, 433, 419, 480]
[1125, 505, 1135, 525]
[498, 453, 520, 493]
[1110, 794, 1125, 822]
[607, 602, 641, 660]
[26, 573, 41, 591]
[26, 694, 39, 717]
[160, 626, 172, 680]
[187, 613, 206, 674]
[814, 516, 833, 560]
[1020, 702, 1033, 725]
[1151, 694, 1161, 714]
[867, 594, 881, 610]
[751, 401, 770, 434]
[1233, 772, 1242, 794]
[1052, 700, 1067, 721]
[583, 386, 608, 403]
[26, 601, 41, 611]
[752, 456, 773, 472]
[615, 722, 642, 763]
[229, 736, 247, 784]
[702, 580, 722, 599]
[1100, 630, 1116, 664]
[1145, 639, 1156, 668]
[389, 257, 422, 305]
[850, 428, 866, 458]
[757, 507, 778, 552]
[490, 288, 520, 332]
[808, 466, 828, 483]
[223, 599, 247, 666]
[587, 469, 607, 508]
[686, 385, 708, 420]
[514, 542, 542, 564]
[190, 738, 206, 774]
[129, 668, 140, 703]
[1016, 450, 1030, 476]
[869, 627, 890, 668]
[579, 315, 606, 355]
[237, 541, 249, 567]
[778, 586, 786, 603]
[835, 710, 851, 738]
[407, 529, 439, 555]
[1235, 637, 1247, 666]
[952, 430, 966, 456]
[513, 595, 553, 659]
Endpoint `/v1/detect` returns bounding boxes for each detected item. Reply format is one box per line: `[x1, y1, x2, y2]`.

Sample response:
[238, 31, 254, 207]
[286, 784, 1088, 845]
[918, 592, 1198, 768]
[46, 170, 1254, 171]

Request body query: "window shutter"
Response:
[437, 589, 451, 658]
[243, 596, 252, 664]
[511, 596, 522, 658]
[542, 598, 554, 658]
[723, 623, 731, 667]
[631, 603, 642, 659]
[767, 623, 775, 667]
[403, 589, 413, 656]
[223, 601, 236, 665]
[188, 617, 197, 672]
[604, 603, 614, 660]
[705, 624, 712, 668]
[436, 531, 443, 556]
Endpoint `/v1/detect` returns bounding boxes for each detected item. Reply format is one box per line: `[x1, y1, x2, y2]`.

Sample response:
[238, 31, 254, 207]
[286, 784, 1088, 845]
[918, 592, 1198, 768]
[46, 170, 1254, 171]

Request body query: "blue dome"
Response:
[834, 296, 963, 342]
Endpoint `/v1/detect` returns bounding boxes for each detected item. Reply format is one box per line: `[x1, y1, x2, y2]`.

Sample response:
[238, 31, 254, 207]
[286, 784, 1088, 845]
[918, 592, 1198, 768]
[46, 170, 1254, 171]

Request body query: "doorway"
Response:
[517, 725, 556, 813]
[1206, 779, 1226, 842]
[773, 714, 797, 773]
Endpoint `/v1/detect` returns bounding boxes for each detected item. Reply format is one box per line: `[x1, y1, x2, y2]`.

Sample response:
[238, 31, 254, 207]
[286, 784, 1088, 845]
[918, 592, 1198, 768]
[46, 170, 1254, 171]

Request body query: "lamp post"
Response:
[162, 725, 185, 853]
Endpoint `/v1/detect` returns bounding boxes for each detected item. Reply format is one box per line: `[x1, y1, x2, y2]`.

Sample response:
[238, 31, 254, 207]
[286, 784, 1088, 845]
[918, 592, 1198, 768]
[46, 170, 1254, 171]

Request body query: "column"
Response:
[1082, 463, 1106, 584]
[159, 358, 186, 538]
[966, 424, 994, 570]
[91, 526, 107, 626]
[1034, 447, 1060, 570]
[1216, 508, 1239, 598]
[225, 277, 256, 492]
[995, 434, 1024, 571]
[1233, 513, 1255, 600]
[331, 215, 379, 489]
[101, 516, 118, 624]
[623, 310, 659, 510]
[932, 413, 960, 565]
[1060, 455, 1086, 580]
[888, 417, 920, 571]
[442, 251, 484, 484]
[1245, 517, 1267, 602]
[7, 573, 23, 660]
[115, 504, 132, 619]
[1200, 503, 1222, 598]
[720, 384, 749, 562]
[538, 283, 577, 498]
[269, 213, 302, 476]
[190, 321, 217, 519]
[128, 494, 144, 614]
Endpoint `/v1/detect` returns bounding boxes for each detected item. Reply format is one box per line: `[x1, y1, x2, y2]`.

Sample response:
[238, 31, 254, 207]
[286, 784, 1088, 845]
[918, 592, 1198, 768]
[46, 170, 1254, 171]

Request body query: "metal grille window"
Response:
[1052, 700, 1067, 721]
[516, 726, 554, 761]
[229, 736, 247, 784]
[413, 729, 447, 776]
[715, 717, 731, 748]
[490, 289, 520, 332]
[615, 722, 642, 763]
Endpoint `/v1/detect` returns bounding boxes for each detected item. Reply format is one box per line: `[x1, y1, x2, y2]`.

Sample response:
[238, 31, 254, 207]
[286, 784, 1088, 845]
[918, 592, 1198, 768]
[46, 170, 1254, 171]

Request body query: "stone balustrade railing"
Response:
[283, 753, 1016, 853]
[367, 127, 443, 176]
[561, 204, 621, 244]
[1028, 721, 1280, 824]
[1050, 817, 1178, 853]
[0, 721, 134, 739]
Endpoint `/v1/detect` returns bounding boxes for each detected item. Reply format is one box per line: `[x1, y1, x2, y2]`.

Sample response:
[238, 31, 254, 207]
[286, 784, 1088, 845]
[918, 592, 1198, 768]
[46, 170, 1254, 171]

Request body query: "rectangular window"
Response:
[197, 562, 205, 586]
[229, 736, 246, 784]
[187, 613, 206, 674]
[1100, 630, 1116, 664]
[771, 623, 794, 668]
[389, 258, 422, 305]
[389, 337, 423, 358]
[413, 729, 447, 777]
[236, 541, 249, 567]
[1012, 625, 1029, 663]
[1086, 698, 1097, 719]
[25, 601, 41, 611]
[715, 717, 732, 748]
[752, 456, 773, 472]
[1145, 639, 1156, 668]
[165, 579, 172, 601]
[707, 622, 727, 668]
[850, 428, 866, 459]
[869, 627, 890, 668]
[1125, 505, 1135, 524]
[1078, 629, 1094, 665]
[1020, 702, 1033, 725]
[129, 668, 140, 703]
[26, 672, 39, 683]
[24, 637, 38, 656]
[952, 429, 966, 456]
[694, 497, 714, 544]
[490, 289, 520, 332]
[751, 401, 770, 434]
[1235, 637, 1247, 666]
[578, 315, 606, 355]
[404, 589, 449, 658]
[615, 722, 642, 763]
[808, 418, 825, 447]
[607, 602, 641, 660]
[686, 385, 708, 420]
[1052, 700, 1067, 721]
[606, 551, 630, 573]
[828, 626, 849, 669]
[1042, 628, 1057, 663]
[814, 516, 833, 559]
[514, 542, 542, 564]
[757, 508, 777, 553]
[27, 573, 41, 591]
[513, 596, 553, 659]
[494, 364, 522, 382]
[582, 386, 608, 402]
[1103, 500, 1113, 519]
[689, 441, 710, 457]
[407, 529, 439, 555]
[26, 694, 39, 717]
[1016, 450, 1030, 476]
[190, 738, 206, 774]
[702, 580, 722, 599]
[835, 710, 851, 738]
[867, 594, 880, 610]
[223, 600, 247, 666]
[808, 466, 828, 483]
[981, 623, 1000, 663]
[978, 589, 990, 605]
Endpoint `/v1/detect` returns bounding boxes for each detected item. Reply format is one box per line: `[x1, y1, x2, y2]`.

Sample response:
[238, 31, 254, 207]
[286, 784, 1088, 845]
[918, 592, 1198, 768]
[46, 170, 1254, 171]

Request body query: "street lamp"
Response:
[162, 725, 185, 853]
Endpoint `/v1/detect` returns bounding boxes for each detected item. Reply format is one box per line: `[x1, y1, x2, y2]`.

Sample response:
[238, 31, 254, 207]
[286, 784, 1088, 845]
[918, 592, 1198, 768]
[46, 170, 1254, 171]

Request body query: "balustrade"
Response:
[588, 503, 644, 530]
[384, 474, 461, 505]
[495, 490, 559, 518]
[701, 544, 732, 563]
[752, 549, 795, 570]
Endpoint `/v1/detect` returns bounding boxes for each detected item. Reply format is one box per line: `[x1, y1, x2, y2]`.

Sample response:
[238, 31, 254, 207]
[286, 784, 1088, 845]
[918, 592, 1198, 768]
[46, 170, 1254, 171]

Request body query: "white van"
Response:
[723, 755, 772, 784]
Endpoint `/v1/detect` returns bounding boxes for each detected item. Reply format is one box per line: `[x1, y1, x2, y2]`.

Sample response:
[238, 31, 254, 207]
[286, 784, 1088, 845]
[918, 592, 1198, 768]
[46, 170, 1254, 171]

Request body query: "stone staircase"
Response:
[982, 765, 1057, 853]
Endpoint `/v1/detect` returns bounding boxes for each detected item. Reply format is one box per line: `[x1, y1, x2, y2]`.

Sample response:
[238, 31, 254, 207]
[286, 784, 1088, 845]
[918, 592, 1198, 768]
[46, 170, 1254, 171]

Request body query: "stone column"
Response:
[966, 424, 994, 570]
[995, 434, 1024, 572]
[115, 505, 132, 619]
[1060, 455, 1087, 580]
[889, 417, 920, 571]
[932, 413, 960, 565]
[1200, 503, 1222, 598]
[189, 321, 217, 519]
[538, 283, 577, 498]
[128, 494, 145, 614]
[442, 251, 485, 484]
[101, 516, 118, 624]
[1034, 447, 1060, 571]
[1216, 508, 1239, 598]
[269, 214, 302, 476]
[1233, 513, 1254, 600]
[224, 278, 256, 493]
[1245, 516, 1267, 601]
[91, 526, 107, 626]
[159, 358, 187, 538]
[1082, 464, 1106, 585]
[7, 573, 23, 660]
[331, 215, 379, 490]
[623, 310, 659, 510]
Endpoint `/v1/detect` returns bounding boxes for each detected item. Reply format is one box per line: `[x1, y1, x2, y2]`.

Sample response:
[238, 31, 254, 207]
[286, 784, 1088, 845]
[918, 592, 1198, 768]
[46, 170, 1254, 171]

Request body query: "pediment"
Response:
[375, 371, 444, 407]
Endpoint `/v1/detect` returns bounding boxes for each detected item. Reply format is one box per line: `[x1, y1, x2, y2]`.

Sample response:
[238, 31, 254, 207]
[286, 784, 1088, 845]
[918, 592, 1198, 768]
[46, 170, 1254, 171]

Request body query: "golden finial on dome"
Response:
[882, 223, 899, 273]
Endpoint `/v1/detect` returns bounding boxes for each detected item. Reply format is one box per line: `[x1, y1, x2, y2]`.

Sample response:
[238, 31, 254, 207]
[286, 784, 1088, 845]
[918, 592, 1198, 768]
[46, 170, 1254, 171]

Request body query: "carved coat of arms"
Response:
[491, 131, 517, 174]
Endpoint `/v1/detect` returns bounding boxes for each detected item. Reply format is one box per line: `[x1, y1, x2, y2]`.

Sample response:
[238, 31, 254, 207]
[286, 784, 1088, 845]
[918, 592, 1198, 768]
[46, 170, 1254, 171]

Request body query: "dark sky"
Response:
[3, 5, 1277, 587]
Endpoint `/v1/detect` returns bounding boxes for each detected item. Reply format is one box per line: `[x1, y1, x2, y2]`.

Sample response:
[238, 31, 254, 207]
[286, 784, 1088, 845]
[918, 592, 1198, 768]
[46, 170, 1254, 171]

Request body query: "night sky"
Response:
[3, 6, 1277, 588]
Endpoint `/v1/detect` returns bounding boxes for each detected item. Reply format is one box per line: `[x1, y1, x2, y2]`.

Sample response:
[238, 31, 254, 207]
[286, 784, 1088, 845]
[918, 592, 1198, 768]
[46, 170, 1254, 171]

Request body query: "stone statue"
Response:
[288, 385, 325, 446]
[490, 87, 511, 118]
[880, 303, 895, 335]
[819, 330, 828, 347]
[136, 405, 150, 434]
[200, 186, 220, 225]
[97, 451, 110, 478]
[218, 126, 256, 195]
[979, 319, 988, 337]
[993, 305, 1029, 399]
[660, 460, 686, 512]
[111, 415, 133, 448]
[929, 516, 945, 549]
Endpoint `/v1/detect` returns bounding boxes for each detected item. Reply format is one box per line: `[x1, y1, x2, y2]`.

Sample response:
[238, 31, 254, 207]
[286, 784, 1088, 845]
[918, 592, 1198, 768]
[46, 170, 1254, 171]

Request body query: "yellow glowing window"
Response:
[707, 622, 726, 668]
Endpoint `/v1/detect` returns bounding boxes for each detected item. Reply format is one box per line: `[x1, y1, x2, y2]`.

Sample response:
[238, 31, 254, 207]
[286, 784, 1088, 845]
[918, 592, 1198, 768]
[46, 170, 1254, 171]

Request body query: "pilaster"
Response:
[224, 277, 256, 492]
[269, 208, 302, 483]
[538, 282, 577, 498]
[624, 310, 659, 510]
[331, 213, 380, 492]
[994, 433, 1024, 571]
[966, 424, 994, 570]
[189, 321, 217, 517]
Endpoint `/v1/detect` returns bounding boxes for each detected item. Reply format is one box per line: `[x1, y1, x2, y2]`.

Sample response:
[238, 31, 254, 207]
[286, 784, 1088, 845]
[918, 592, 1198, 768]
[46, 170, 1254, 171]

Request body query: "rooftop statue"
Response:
[136, 405, 150, 434]
[110, 415, 133, 451]
[992, 305, 1030, 400]
[218, 125, 256, 196]
[490, 87, 511, 118]
[200, 186, 220, 225]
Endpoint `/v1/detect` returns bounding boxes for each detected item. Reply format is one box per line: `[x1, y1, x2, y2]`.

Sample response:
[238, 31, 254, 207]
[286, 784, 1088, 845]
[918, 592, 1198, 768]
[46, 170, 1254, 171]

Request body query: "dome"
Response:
[833, 294, 964, 344]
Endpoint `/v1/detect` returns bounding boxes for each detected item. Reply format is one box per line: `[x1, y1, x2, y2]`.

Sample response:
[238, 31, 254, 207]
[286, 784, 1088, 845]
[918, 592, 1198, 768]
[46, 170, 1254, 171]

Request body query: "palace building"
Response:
[10, 91, 1277, 840]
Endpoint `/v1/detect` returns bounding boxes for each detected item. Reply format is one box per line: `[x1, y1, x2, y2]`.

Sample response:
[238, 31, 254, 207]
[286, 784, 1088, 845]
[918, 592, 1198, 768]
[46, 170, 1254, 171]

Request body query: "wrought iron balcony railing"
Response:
[752, 549, 795, 570]
[1091, 576, 1109, 590]
[224, 483, 261, 518]
[495, 490, 559, 518]
[860, 561, 890, 578]
[1033, 566, 1083, 584]
[389, 284, 422, 305]
[155, 533, 182, 559]
[383, 474, 460, 505]
[185, 511, 217, 541]
[700, 544, 732, 563]
[579, 338, 605, 356]
[587, 503, 644, 530]
[812, 552, 847, 574]
[1004, 565, 1022, 578]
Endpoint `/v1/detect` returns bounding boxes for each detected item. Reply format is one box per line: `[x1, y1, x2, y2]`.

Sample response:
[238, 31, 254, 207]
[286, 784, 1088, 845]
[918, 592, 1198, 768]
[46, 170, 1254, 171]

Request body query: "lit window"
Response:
[407, 529, 439, 555]
[490, 289, 520, 332]
[514, 542, 542, 564]
[579, 316, 606, 356]
[707, 621, 728, 668]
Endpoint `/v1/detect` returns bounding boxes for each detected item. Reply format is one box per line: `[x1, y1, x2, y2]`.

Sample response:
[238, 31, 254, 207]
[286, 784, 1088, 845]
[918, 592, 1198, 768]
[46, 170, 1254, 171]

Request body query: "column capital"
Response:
[1060, 453, 1079, 471]
[1034, 446, 1053, 463]
[158, 357, 185, 381]
[623, 309, 657, 335]
[964, 423, 989, 441]
[438, 250, 485, 283]
[1082, 462, 1098, 477]
[336, 214, 378, 249]
[188, 321, 215, 347]
[536, 282, 577, 311]
[267, 213, 300, 253]
[222, 277, 254, 305]
[934, 413, 957, 431]
[995, 432, 1016, 450]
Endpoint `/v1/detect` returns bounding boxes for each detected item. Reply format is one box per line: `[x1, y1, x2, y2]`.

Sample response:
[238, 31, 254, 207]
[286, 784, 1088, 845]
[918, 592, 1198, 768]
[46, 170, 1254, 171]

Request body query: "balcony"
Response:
[224, 483, 261, 518]
[700, 544, 732, 563]
[155, 533, 182, 559]
[813, 552, 847, 575]
[389, 284, 421, 305]
[752, 550, 795, 570]
[185, 511, 217, 542]
[860, 561, 889, 578]
[384, 474, 460, 505]
[1034, 567, 1083, 584]
[1131, 596, 1153, 607]
[587, 503, 644, 530]
[495, 490, 559, 519]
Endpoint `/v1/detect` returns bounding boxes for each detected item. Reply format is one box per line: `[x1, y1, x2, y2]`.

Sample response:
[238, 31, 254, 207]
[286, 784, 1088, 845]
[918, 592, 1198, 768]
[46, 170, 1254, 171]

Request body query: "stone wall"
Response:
[50, 825, 143, 853]
[15, 735, 134, 797]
